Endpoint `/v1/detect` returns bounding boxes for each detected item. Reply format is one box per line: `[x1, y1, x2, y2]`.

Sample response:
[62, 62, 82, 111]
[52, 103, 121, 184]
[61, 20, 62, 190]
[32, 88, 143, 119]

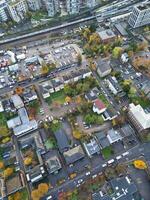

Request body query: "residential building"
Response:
[54, 129, 70, 153]
[63, 145, 85, 165]
[102, 108, 117, 121]
[0, 0, 9, 22]
[7, 0, 28, 23]
[11, 94, 24, 109]
[27, 0, 41, 11]
[52, 77, 64, 92]
[44, 151, 62, 174]
[92, 176, 141, 200]
[106, 76, 124, 96]
[141, 80, 150, 100]
[43, 0, 59, 17]
[86, 0, 96, 8]
[7, 107, 38, 136]
[121, 53, 129, 63]
[95, 132, 110, 149]
[97, 29, 116, 43]
[128, 3, 150, 28]
[39, 80, 54, 99]
[96, 58, 112, 78]
[93, 99, 106, 114]
[6, 173, 24, 195]
[128, 103, 150, 132]
[22, 88, 38, 103]
[107, 129, 122, 144]
[66, 0, 80, 14]
[83, 139, 100, 158]
[85, 87, 100, 102]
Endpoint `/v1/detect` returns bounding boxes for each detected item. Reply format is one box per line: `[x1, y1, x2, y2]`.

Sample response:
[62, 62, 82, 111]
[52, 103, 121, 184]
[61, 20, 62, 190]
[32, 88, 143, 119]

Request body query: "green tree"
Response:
[112, 47, 123, 58]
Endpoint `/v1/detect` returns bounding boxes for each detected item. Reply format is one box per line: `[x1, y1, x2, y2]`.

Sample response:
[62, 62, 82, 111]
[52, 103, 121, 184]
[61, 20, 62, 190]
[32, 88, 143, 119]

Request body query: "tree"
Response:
[89, 33, 101, 45]
[38, 183, 49, 196]
[133, 160, 147, 170]
[41, 65, 49, 74]
[13, 192, 22, 200]
[72, 129, 82, 139]
[15, 87, 24, 95]
[128, 50, 134, 57]
[31, 189, 41, 200]
[112, 47, 123, 58]
[65, 96, 72, 103]
[26, 11, 32, 19]
[24, 157, 32, 166]
[82, 28, 91, 40]
[4, 167, 13, 178]
[0, 161, 4, 169]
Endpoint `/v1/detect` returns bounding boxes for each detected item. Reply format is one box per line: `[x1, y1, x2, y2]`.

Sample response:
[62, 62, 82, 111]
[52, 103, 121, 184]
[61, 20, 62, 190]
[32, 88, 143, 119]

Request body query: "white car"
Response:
[107, 159, 115, 165]
[116, 155, 122, 160]
[102, 163, 107, 168]
[86, 171, 91, 176]
[78, 179, 83, 184]
[92, 174, 97, 179]
[122, 152, 129, 156]
[46, 196, 52, 200]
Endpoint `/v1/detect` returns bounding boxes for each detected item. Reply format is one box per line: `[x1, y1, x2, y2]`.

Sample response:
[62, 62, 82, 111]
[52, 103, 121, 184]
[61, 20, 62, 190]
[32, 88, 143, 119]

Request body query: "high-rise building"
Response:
[43, 0, 60, 17]
[27, 0, 41, 11]
[128, 3, 150, 28]
[66, 0, 80, 14]
[7, 0, 28, 23]
[86, 0, 96, 8]
[0, 0, 9, 22]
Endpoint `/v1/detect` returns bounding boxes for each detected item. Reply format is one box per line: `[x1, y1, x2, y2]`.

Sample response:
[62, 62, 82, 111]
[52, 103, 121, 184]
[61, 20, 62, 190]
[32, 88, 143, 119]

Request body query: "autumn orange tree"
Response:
[31, 189, 41, 200]
[38, 183, 49, 196]
[24, 157, 32, 166]
[0, 161, 4, 169]
[15, 87, 24, 95]
[133, 160, 147, 170]
[4, 167, 13, 178]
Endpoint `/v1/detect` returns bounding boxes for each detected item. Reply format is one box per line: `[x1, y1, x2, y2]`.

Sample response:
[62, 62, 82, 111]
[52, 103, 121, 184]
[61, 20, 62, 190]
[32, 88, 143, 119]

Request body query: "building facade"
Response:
[43, 0, 59, 17]
[128, 3, 150, 28]
[7, 0, 28, 22]
[0, 0, 9, 22]
[86, 0, 96, 8]
[27, 0, 41, 11]
[66, 0, 80, 14]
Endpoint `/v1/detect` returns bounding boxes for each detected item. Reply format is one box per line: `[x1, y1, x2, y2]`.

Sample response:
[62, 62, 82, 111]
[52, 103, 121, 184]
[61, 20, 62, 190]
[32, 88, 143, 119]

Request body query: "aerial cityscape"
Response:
[0, 0, 150, 200]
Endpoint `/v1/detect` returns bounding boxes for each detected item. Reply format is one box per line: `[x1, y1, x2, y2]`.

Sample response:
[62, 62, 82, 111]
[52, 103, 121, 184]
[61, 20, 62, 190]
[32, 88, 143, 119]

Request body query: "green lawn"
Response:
[99, 94, 110, 107]
[101, 146, 113, 159]
[0, 112, 9, 136]
[32, 11, 49, 21]
[130, 96, 150, 109]
[45, 138, 57, 149]
[46, 90, 66, 105]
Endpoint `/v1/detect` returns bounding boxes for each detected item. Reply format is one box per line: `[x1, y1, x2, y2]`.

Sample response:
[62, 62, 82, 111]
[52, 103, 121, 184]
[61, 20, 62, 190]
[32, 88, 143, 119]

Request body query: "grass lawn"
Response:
[0, 112, 9, 136]
[45, 138, 57, 149]
[131, 96, 150, 108]
[99, 94, 110, 107]
[46, 90, 66, 105]
[32, 11, 49, 21]
[101, 146, 113, 159]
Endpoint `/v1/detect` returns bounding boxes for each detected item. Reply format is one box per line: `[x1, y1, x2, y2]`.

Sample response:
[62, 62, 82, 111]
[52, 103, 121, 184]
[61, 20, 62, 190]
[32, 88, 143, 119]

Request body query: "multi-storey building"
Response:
[128, 103, 150, 132]
[43, 0, 59, 17]
[66, 0, 80, 14]
[7, 0, 28, 23]
[128, 3, 150, 28]
[0, 0, 9, 22]
[27, 0, 41, 11]
[86, 0, 96, 8]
